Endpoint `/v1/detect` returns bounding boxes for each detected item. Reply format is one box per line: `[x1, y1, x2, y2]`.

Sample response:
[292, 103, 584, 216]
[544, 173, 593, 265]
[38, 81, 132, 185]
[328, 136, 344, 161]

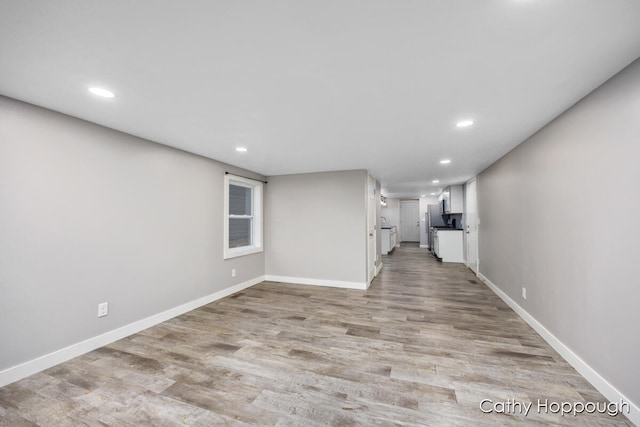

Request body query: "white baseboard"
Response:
[264, 275, 368, 290]
[477, 272, 639, 426]
[0, 276, 264, 388]
[375, 263, 383, 275]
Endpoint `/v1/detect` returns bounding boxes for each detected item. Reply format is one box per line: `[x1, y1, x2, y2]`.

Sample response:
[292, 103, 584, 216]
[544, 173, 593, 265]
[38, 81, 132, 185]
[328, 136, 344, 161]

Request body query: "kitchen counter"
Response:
[433, 228, 464, 262]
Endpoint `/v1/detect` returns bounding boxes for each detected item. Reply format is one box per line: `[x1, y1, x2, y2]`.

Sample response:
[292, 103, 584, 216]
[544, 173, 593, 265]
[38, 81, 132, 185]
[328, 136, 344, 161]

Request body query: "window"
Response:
[224, 174, 263, 259]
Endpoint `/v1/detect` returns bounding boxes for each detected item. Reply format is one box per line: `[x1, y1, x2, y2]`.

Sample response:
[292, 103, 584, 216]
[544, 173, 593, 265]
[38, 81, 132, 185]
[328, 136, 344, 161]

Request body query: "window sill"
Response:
[224, 246, 263, 260]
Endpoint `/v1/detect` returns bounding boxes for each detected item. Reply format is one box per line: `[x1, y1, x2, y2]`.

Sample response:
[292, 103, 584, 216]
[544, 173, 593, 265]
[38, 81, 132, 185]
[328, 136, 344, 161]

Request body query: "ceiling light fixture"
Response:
[88, 87, 115, 98]
[440, 159, 451, 164]
[420, 194, 426, 198]
[430, 192, 436, 196]
[456, 120, 474, 128]
[235, 147, 248, 152]
[432, 180, 440, 184]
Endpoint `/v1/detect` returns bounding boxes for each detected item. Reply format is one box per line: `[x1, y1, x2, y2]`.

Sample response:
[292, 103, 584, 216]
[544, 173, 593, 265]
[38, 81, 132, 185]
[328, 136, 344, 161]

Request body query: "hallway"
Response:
[0, 246, 630, 426]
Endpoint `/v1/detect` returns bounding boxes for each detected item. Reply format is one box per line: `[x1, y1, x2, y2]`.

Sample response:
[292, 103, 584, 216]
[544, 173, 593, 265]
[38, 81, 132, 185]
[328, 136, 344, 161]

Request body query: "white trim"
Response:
[224, 174, 263, 259]
[0, 276, 265, 388]
[464, 177, 479, 275]
[477, 272, 639, 426]
[367, 174, 377, 284]
[265, 275, 368, 290]
[419, 244, 429, 248]
[375, 262, 383, 275]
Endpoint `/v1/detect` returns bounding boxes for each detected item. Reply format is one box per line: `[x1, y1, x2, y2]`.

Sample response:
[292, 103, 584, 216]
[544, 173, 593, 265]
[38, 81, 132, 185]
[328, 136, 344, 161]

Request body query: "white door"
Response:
[465, 178, 479, 273]
[400, 200, 420, 242]
[367, 175, 377, 284]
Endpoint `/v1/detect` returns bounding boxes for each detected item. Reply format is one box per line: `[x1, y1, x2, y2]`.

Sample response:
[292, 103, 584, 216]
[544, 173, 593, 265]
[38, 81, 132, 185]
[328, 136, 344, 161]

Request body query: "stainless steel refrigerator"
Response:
[427, 204, 447, 250]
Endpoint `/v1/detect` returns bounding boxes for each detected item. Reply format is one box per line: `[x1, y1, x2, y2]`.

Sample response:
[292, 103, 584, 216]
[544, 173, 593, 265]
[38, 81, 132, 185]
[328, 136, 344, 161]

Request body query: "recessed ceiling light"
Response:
[420, 194, 426, 198]
[432, 180, 440, 184]
[88, 87, 115, 98]
[430, 192, 436, 196]
[440, 159, 451, 164]
[235, 147, 248, 152]
[456, 120, 474, 128]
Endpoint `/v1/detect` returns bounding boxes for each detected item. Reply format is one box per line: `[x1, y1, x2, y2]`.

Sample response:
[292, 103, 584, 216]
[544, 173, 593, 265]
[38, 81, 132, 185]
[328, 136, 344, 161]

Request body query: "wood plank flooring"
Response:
[0, 244, 633, 426]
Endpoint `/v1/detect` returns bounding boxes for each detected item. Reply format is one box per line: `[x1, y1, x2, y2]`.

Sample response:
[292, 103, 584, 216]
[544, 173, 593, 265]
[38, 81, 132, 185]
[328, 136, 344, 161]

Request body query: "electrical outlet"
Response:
[231, 269, 237, 278]
[98, 302, 109, 317]
[522, 287, 527, 300]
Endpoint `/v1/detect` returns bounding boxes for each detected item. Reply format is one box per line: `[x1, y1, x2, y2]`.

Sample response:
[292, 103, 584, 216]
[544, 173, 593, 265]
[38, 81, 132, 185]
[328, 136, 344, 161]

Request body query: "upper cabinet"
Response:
[440, 185, 464, 214]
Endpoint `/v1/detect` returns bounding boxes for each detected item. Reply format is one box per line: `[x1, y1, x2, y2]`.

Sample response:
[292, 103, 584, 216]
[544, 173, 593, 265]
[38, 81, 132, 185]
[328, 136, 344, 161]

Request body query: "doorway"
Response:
[400, 200, 420, 242]
[465, 178, 479, 274]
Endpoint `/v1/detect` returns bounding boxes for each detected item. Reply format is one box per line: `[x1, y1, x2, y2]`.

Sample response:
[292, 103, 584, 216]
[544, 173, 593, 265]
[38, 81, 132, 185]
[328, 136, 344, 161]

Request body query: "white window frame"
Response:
[223, 174, 263, 259]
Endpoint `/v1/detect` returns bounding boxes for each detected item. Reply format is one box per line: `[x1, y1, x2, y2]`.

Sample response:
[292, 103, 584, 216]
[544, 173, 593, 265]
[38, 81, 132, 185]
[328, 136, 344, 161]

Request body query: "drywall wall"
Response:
[0, 96, 265, 373]
[478, 58, 640, 409]
[381, 197, 400, 231]
[265, 170, 368, 286]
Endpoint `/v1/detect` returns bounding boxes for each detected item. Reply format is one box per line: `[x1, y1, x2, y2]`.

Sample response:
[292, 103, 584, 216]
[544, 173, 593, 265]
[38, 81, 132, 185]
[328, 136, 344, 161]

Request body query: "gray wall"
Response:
[265, 170, 368, 284]
[381, 197, 400, 230]
[0, 96, 265, 371]
[478, 58, 640, 406]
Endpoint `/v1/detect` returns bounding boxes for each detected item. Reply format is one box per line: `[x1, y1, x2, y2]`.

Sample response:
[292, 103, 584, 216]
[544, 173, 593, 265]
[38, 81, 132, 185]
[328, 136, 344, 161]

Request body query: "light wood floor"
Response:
[0, 244, 632, 426]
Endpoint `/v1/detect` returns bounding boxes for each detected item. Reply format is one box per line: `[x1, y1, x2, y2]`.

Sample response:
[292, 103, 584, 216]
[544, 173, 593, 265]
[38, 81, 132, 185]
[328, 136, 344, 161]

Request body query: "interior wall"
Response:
[381, 197, 400, 232]
[265, 170, 368, 285]
[478, 58, 640, 408]
[0, 96, 266, 372]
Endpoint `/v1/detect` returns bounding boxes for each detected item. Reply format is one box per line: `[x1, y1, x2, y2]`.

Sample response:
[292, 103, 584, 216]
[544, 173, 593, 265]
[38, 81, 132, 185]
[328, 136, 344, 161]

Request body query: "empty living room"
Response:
[1, 1, 639, 426]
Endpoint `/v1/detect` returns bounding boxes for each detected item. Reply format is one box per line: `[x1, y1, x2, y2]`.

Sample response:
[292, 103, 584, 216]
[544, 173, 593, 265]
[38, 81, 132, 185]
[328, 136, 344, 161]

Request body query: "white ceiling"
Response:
[2, 1, 640, 197]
